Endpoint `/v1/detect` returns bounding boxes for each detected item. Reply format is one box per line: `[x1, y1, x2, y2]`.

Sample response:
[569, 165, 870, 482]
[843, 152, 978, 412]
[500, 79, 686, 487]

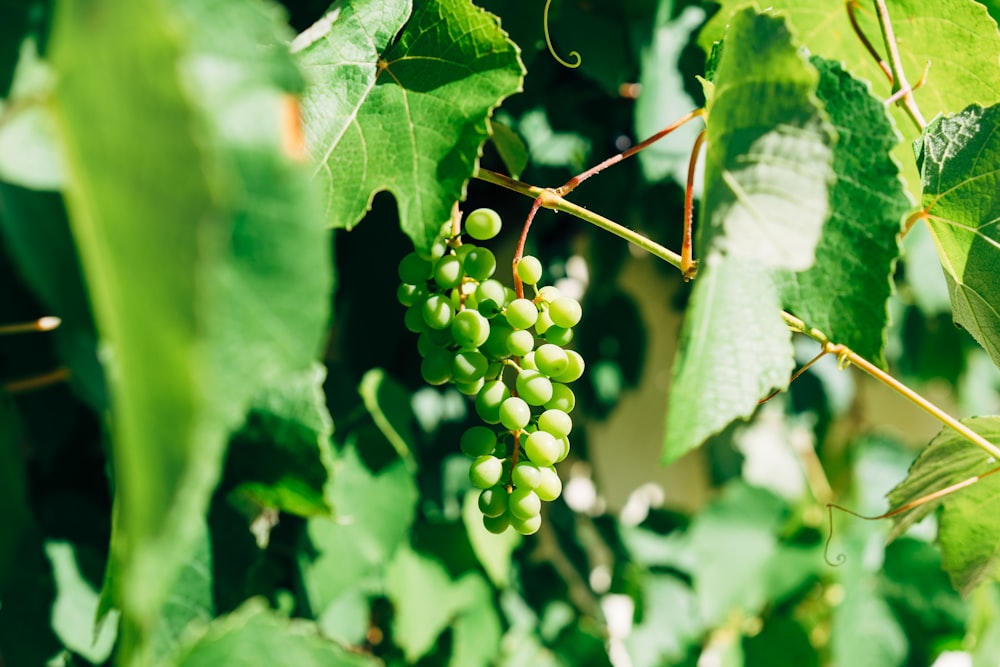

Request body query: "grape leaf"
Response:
[699, 0, 1000, 197]
[297, 0, 525, 253]
[886, 417, 1000, 595]
[170, 598, 378, 667]
[777, 57, 910, 367]
[700, 7, 835, 271]
[917, 104, 1000, 368]
[50, 0, 331, 656]
[663, 255, 794, 463]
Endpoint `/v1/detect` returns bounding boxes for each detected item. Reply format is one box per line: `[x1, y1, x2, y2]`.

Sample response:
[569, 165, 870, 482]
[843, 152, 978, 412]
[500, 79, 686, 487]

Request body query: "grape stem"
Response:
[846, 1, 893, 82]
[873, 0, 926, 131]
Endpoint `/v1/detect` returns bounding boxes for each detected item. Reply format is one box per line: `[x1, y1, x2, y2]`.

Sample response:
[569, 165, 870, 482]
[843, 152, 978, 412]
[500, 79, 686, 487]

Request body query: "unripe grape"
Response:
[451, 309, 490, 348]
[516, 256, 543, 285]
[549, 296, 582, 328]
[420, 348, 453, 385]
[544, 326, 574, 346]
[456, 377, 485, 396]
[553, 350, 585, 383]
[481, 321, 514, 359]
[509, 488, 541, 520]
[535, 309, 554, 334]
[465, 208, 503, 240]
[464, 247, 496, 281]
[479, 486, 508, 517]
[536, 466, 562, 501]
[546, 383, 576, 412]
[505, 299, 538, 330]
[404, 302, 429, 333]
[398, 252, 432, 284]
[499, 396, 531, 430]
[521, 350, 537, 370]
[555, 436, 570, 463]
[397, 283, 425, 307]
[453, 349, 489, 384]
[537, 285, 561, 303]
[516, 369, 553, 406]
[475, 279, 507, 313]
[534, 344, 568, 377]
[483, 512, 511, 534]
[506, 329, 535, 357]
[434, 254, 464, 288]
[523, 430, 560, 466]
[423, 295, 454, 330]
[470, 455, 504, 489]
[538, 409, 572, 438]
[511, 513, 541, 535]
[512, 461, 542, 489]
[461, 426, 497, 457]
[476, 380, 510, 424]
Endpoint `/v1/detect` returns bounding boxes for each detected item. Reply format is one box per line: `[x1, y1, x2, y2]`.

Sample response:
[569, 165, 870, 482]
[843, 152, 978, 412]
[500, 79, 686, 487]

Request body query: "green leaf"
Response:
[359, 368, 418, 471]
[227, 364, 334, 519]
[300, 442, 418, 614]
[489, 119, 529, 179]
[917, 104, 1000, 369]
[169, 598, 379, 667]
[49, 0, 331, 658]
[462, 489, 520, 588]
[777, 57, 910, 367]
[663, 256, 794, 463]
[297, 0, 525, 253]
[831, 586, 907, 667]
[699, 0, 1000, 197]
[626, 575, 702, 667]
[700, 7, 835, 271]
[46, 541, 118, 663]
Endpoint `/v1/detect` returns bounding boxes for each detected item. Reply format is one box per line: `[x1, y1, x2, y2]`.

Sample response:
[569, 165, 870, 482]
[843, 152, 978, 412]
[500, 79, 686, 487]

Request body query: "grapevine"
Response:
[397, 207, 583, 534]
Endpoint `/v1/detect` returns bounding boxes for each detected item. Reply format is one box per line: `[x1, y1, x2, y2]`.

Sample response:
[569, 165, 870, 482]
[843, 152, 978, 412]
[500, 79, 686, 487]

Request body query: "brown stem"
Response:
[512, 195, 547, 299]
[4, 367, 71, 393]
[874, 0, 926, 130]
[681, 129, 706, 280]
[847, 0, 892, 82]
[758, 348, 829, 405]
[0, 316, 62, 335]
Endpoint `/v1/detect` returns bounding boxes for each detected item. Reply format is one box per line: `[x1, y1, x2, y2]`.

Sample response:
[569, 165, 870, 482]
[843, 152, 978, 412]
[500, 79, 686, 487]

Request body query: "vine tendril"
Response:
[543, 0, 581, 69]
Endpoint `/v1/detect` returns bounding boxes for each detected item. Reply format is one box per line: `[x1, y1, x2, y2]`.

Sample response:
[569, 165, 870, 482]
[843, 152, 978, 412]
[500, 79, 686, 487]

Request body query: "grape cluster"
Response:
[397, 208, 584, 535]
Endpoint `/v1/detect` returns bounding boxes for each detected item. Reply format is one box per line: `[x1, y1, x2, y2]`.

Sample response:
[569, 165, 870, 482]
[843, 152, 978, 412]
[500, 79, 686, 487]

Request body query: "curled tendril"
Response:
[544, 0, 581, 69]
[824, 504, 848, 567]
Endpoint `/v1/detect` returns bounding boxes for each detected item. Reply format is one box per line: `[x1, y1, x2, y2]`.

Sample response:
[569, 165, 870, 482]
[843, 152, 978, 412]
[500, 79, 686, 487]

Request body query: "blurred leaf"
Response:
[462, 489, 520, 588]
[699, 0, 1000, 198]
[743, 616, 817, 667]
[882, 538, 966, 636]
[296, 0, 525, 253]
[700, 7, 834, 271]
[489, 119, 529, 179]
[627, 575, 702, 667]
[917, 103, 1000, 369]
[50, 0, 331, 657]
[227, 364, 334, 518]
[46, 541, 118, 663]
[169, 598, 379, 667]
[663, 257, 793, 463]
[300, 442, 417, 614]
[777, 57, 909, 367]
[359, 368, 417, 471]
[831, 586, 907, 667]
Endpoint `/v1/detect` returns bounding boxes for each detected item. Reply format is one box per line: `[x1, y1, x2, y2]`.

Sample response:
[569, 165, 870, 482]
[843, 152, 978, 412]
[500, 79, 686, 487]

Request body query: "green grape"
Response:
[555, 436, 570, 463]
[404, 301, 428, 333]
[549, 296, 582, 328]
[516, 256, 543, 285]
[478, 486, 509, 517]
[534, 309, 554, 335]
[492, 439, 509, 458]
[456, 376, 485, 396]
[516, 369, 553, 406]
[499, 396, 531, 430]
[420, 348, 453, 385]
[521, 350, 537, 370]
[470, 455, 504, 489]
[475, 279, 507, 315]
[434, 254, 464, 289]
[543, 326, 574, 346]
[476, 380, 510, 424]
[511, 461, 541, 489]
[511, 512, 541, 535]
[534, 344, 568, 377]
[397, 283, 427, 307]
[422, 294, 454, 330]
[481, 320, 514, 359]
[506, 329, 535, 357]
[553, 350, 585, 383]
[537, 285, 561, 303]
[453, 349, 489, 384]
[483, 512, 511, 534]
[451, 309, 490, 348]
[398, 252, 432, 284]
[536, 466, 562, 501]
[508, 488, 541, 520]
[546, 383, 576, 412]
[454, 243, 476, 260]
[461, 426, 497, 457]
[538, 409, 572, 438]
[523, 429, 560, 466]
[416, 332, 442, 357]
[505, 298, 538, 330]
[486, 361, 504, 380]
[464, 247, 497, 281]
[465, 207, 503, 240]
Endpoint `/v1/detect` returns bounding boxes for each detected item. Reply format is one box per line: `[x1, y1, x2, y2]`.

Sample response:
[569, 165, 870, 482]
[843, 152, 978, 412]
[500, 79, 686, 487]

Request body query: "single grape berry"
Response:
[434, 254, 464, 289]
[534, 344, 569, 377]
[420, 348, 453, 386]
[516, 256, 543, 285]
[512, 461, 542, 489]
[516, 369, 553, 406]
[505, 298, 538, 330]
[538, 409, 572, 438]
[546, 383, 576, 412]
[549, 296, 582, 328]
[536, 466, 562, 502]
[465, 208, 503, 240]
[509, 488, 541, 520]
[478, 486, 508, 517]
[422, 294, 454, 330]
[464, 247, 497, 281]
[553, 350, 585, 383]
[505, 329, 535, 357]
[470, 455, 504, 489]
[499, 396, 531, 431]
[476, 380, 510, 424]
[483, 512, 511, 534]
[511, 512, 542, 535]
[461, 426, 497, 457]
[543, 326, 574, 346]
[451, 309, 490, 348]
[453, 349, 489, 384]
[523, 430, 560, 466]
[398, 252, 432, 284]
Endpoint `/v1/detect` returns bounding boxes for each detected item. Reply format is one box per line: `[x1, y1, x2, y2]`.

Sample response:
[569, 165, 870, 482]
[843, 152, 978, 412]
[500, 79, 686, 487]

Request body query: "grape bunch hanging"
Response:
[397, 208, 584, 535]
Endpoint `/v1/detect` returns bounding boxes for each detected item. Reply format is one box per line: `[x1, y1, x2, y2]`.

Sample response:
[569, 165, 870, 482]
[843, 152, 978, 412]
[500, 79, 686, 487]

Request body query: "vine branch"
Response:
[873, 0, 926, 130]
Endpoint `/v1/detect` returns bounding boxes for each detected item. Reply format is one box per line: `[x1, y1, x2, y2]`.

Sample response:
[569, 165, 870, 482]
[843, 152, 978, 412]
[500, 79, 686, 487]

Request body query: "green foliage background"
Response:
[2, 0, 1000, 666]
